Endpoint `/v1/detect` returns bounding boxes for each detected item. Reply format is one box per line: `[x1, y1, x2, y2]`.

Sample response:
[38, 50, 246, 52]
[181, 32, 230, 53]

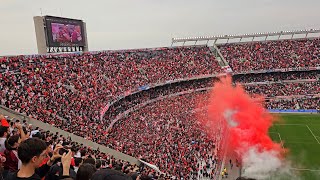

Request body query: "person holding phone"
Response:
[5, 138, 72, 180]
[45, 146, 76, 180]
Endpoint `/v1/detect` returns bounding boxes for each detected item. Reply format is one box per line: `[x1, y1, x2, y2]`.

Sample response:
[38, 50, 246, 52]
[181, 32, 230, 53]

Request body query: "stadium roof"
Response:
[172, 28, 320, 45]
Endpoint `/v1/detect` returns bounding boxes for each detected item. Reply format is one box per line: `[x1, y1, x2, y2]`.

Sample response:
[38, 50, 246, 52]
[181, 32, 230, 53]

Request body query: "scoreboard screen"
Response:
[45, 16, 86, 47]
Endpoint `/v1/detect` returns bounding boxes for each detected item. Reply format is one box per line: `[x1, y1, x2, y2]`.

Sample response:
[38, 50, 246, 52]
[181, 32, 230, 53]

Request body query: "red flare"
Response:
[199, 76, 284, 161]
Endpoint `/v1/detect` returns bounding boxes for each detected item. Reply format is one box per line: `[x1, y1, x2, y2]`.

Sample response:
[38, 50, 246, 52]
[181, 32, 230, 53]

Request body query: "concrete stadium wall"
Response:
[33, 16, 48, 54]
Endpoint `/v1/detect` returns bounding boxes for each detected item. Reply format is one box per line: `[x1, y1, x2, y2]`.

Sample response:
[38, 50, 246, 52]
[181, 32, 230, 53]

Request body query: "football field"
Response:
[269, 114, 320, 180]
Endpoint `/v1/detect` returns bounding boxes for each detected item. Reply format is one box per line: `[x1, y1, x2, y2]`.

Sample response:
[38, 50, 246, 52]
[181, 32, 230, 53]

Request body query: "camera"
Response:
[59, 148, 69, 155]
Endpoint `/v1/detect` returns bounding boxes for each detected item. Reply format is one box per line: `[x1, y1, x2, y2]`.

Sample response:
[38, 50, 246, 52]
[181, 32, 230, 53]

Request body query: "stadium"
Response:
[0, 1, 320, 180]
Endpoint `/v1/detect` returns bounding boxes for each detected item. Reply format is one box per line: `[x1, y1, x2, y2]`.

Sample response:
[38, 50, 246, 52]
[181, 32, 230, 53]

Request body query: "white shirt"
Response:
[74, 166, 79, 173]
[74, 151, 81, 158]
[0, 137, 7, 153]
[30, 130, 40, 137]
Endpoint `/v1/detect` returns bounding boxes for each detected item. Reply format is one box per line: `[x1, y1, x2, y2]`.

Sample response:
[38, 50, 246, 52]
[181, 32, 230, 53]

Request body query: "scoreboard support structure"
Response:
[33, 16, 89, 54]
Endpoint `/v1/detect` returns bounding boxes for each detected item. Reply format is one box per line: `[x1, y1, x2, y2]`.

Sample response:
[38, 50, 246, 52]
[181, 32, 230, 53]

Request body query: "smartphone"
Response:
[59, 148, 69, 155]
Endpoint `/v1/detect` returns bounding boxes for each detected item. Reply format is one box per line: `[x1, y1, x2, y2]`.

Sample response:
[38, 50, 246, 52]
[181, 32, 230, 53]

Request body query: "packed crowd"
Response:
[100, 83, 318, 178]
[0, 46, 222, 142]
[104, 78, 215, 126]
[105, 71, 320, 127]
[105, 91, 220, 179]
[266, 97, 320, 110]
[0, 114, 170, 180]
[233, 71, 319, 83]
[218, 38, 320, 72]
[1, 40, 320, 180]
[244, 81, 320, 97]
[104, 79, 320, 126]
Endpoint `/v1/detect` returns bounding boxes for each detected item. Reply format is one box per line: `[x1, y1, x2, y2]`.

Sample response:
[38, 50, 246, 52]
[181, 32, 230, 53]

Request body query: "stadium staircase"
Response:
[208, 45, 229, 67]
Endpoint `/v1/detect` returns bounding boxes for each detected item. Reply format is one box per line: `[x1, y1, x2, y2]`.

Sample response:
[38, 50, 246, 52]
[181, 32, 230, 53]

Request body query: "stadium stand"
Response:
[0, 46, 222, 140]
[0, 45, 223, 179]
[0, 114, 166, 179]
[266, 97, 320, 110]
[218, 38, 320, 72]
[103, 78, 215, 128]
[106, 91, 219, 179]
[244, 81, 320, 97]
[0, 37, 320, 179]
[233, 71, 319, 83]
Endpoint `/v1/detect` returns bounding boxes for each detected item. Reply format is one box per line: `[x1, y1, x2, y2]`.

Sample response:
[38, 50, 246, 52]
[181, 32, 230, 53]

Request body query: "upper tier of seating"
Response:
[218, 38, 320, 72]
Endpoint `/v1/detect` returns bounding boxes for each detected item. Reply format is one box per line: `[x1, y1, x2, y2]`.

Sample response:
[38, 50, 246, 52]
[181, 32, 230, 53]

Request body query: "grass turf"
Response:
[268, 114, 320, 180]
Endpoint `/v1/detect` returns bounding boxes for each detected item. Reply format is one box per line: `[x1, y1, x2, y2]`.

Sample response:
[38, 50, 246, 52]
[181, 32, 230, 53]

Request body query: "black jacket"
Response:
[45, 163, 76, 180]
[5, 164, 50, 180]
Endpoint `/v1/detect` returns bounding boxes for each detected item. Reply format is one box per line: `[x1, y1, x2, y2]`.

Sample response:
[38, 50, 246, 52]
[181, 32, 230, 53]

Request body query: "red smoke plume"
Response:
[199, 76, 284, 161]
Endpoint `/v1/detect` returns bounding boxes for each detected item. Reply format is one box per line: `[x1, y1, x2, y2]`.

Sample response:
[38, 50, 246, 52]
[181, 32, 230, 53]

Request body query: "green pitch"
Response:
[269, 114, 320, 180]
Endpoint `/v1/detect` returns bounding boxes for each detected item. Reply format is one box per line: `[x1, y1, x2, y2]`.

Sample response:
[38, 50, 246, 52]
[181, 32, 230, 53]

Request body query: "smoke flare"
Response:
[199, 76, 286, 179]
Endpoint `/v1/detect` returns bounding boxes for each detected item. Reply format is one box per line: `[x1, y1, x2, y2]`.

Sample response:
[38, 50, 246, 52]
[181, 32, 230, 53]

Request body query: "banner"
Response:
[234, 66, 320, 75]
[268, 109, 318, 113]
[138, 85, 150, 91]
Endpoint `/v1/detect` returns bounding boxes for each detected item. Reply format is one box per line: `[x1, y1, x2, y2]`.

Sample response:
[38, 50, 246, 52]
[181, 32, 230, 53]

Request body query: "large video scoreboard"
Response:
[34, 16, 88, 54]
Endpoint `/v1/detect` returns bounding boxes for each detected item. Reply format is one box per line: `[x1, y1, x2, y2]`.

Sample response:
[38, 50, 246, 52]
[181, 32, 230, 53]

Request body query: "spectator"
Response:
[45, 160, 77, 180]
[83, 158, 95, 166]
[4, 135, 21, 174]
[0, 127, 9, 153]
[95, 159, 102, 170]
[0, 153, 5, 180]
[5, 138, 71, 180]
[73, 158, 83, 173]
[76, 163, 96, 180]
[91, 169, 132, 180]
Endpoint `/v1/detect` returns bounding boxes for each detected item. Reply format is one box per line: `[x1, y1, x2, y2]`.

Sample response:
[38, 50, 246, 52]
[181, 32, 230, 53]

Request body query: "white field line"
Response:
[281, 141, 319, 144]
[306, 125, 320, 144]
[269, 132, 284, 149]
[273, 124, 306, 126]
[277, 132, 284, 149]
[290, 168, 320, 172]
[269, 125, 320, 173]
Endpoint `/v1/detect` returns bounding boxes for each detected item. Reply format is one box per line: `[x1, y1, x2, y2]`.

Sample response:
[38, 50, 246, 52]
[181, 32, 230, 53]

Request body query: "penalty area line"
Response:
[306, 125, 320, 144]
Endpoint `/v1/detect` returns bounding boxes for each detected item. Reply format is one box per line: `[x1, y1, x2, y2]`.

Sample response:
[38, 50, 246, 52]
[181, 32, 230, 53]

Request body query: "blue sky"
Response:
[1, 0, 320, 55]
